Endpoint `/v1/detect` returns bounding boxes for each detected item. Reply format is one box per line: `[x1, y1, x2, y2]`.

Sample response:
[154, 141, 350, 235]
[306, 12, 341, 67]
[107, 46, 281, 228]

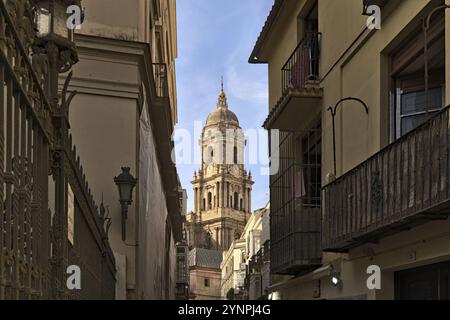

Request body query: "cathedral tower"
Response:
[185, 87, 253, 251]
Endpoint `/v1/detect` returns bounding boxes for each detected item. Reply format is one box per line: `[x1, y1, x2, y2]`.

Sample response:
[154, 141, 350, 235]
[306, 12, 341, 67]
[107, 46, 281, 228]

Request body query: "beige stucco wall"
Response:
[319, 0, 431, 177]
[67, 0, 179, 300]
[80, 0, 141, 41]
[190, 268, 222, 300]
[262, 0, 437, 178]
[80, 0, 178, 124]
[69, 38, 178, 299]
[265, 0, 306, 109]
[68, 90, 138, 295]
[276, 217, 450, 300]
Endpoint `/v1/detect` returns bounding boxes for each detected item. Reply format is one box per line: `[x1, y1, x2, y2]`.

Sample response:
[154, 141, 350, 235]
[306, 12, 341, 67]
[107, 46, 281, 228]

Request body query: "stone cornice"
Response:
[67, 33, 153, 100]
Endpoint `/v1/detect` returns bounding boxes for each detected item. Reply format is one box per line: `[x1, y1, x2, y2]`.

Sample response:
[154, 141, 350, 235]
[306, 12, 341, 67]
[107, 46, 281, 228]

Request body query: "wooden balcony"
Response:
[323, 106, 450, 252]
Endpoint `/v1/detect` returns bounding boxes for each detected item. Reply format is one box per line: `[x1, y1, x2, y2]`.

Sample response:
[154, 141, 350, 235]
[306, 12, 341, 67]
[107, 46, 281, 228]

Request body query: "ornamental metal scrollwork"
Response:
[99, 200, 112, 239]
[50, 150, 63, 175]
[32, 47, 49, 87]
[61, 71, 77, 112]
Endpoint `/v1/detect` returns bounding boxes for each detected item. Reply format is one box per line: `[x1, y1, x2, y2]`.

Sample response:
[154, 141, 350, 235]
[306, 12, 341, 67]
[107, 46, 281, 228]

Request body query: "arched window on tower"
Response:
[208, 192, 212, 210]
[206, 146, 214, 164]
[240, 198, 243, 211]
[234, 192, 239, 210]
[233, 146, 238, 164]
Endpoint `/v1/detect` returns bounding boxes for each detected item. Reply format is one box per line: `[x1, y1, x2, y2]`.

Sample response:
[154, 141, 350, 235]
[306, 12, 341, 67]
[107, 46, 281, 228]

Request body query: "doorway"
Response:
[395, 260, 450, 300]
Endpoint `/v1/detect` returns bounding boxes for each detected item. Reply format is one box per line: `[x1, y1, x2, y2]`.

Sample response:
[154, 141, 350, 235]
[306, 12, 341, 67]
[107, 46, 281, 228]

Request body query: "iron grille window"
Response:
[176, 255, 187, 283]
[269, 118, 322, 274]
[301, 119, 321, 207]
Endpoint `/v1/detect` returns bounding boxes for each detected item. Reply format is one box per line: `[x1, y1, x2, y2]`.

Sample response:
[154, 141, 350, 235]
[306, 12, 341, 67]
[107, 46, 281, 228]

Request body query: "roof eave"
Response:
[248, 0, 284, 64]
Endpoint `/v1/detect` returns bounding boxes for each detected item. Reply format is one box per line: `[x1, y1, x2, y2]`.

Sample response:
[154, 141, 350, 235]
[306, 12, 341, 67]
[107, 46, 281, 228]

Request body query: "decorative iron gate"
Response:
[0, 1, 115, 300]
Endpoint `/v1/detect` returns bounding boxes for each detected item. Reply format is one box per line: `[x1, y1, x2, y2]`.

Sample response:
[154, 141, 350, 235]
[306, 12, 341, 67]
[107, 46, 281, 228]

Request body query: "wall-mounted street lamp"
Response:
[331, 272, 343, 289]
[35, 0, 82, 39]
[114, 167, 137, 241]
[328, 97, 369, 176]
[33, 0, 83, 105]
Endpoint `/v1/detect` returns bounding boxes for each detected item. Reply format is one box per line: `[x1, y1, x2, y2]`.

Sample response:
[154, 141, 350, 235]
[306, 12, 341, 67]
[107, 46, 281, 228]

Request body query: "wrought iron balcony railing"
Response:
[323, 105, 450, 252]
[281, 32, 320, 94]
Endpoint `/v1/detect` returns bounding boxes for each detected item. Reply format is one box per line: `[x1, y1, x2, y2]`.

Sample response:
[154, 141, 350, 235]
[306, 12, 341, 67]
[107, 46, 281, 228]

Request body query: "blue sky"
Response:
[174, 0, 273, 212]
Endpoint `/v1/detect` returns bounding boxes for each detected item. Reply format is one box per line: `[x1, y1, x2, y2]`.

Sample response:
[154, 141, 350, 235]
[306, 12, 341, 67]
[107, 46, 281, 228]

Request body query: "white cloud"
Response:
[226, 65, 268, 106]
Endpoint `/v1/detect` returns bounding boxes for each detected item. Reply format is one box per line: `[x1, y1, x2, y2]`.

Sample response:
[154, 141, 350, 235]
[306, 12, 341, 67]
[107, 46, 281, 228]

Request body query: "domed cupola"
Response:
[205, 89, 239, 127]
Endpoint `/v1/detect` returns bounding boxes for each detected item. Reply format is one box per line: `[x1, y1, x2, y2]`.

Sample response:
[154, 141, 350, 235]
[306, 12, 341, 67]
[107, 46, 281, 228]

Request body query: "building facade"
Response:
[68, 0, 182, 299]
[244, 204, 271, 300]
[175, 241, 190, 300]
[220, 239, 246, 300]
[251, 0, 450, 300]
[188, 248, 223, 300]
[185, 89, 254, 251]
[220, 204, 271, 300]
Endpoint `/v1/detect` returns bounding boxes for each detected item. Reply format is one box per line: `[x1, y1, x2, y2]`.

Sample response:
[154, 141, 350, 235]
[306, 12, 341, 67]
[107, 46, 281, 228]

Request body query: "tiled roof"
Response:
[188, 248, 223, 269]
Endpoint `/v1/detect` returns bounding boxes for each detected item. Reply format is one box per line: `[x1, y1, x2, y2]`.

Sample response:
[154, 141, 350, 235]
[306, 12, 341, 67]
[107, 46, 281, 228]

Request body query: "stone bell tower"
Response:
[185, 86, 253, 251]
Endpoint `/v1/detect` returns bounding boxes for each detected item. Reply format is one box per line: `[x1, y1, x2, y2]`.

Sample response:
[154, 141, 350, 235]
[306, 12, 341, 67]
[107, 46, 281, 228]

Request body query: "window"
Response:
[207, 192, 212, 210]
[297, 118, 321, 207]
[176, 247, 185, 254]
[397, 85, 443, 136]
[204, 278, 210, 287]
[234, 192, 239, 210]
[206, 146, 214, 164]
[303, 2, 318, 35]
[390, 12, 445, 140]
[233, 146, 238, 164]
